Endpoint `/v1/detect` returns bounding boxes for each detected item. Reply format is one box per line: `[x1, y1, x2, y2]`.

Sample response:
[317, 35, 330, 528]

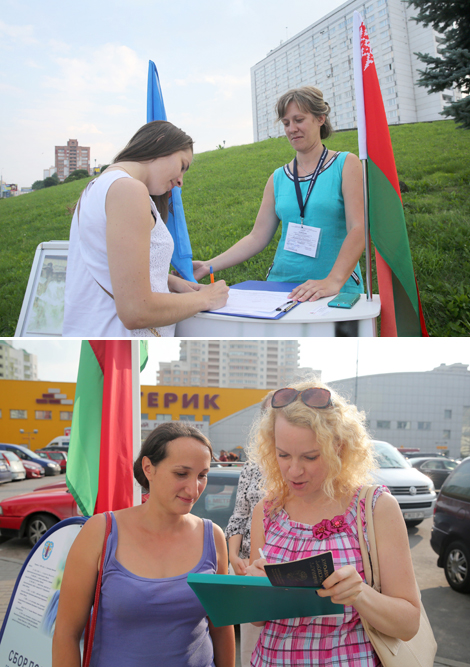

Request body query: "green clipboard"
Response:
[187, 573, 343, 627]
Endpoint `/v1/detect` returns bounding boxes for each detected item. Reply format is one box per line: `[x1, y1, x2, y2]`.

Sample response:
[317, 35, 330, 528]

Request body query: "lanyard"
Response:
[293, 145, 328, 225]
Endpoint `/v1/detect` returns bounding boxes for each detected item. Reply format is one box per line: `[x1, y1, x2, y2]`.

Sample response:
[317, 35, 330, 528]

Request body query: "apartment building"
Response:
[251, 0, 461, 141]
[55, 139, 90, 181]
[0, 340, 38, 381]
[157, 340, 315, 390]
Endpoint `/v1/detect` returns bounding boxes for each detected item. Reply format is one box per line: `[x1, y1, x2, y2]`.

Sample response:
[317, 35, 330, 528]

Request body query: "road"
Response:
[0, 478, 469, 665]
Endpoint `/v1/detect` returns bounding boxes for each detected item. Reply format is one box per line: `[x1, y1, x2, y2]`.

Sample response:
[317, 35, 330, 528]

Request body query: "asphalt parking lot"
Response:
[0, 478, 469, 666]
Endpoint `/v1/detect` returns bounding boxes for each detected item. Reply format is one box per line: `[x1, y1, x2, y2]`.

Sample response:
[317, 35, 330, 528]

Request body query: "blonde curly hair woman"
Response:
[245, 379, 420, 667]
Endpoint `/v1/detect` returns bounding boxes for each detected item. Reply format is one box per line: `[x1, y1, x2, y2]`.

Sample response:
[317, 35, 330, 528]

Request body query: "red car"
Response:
[36, 449, 67, 473]
[0, 482, 80, 546]
[22, 460, 45, 479]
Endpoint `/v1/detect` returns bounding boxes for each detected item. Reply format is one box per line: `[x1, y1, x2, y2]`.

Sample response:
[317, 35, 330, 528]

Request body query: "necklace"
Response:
[296, 146, 328, 176]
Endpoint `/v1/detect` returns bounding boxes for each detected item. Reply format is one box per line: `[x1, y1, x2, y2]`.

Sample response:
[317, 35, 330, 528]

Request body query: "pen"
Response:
[210, 266, 214, 284]
[280, 301, 298, 313]
[276, 300, 293, 311]
[258, 548, 266, 560]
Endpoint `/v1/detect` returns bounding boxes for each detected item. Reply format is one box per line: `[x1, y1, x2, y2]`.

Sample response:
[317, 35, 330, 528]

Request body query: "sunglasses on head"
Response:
[271, 387, 332, 410]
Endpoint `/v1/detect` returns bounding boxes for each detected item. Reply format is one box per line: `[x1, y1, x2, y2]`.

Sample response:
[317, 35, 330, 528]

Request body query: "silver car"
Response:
[372, 440, 436, 527]
[1, 451, 26, 481]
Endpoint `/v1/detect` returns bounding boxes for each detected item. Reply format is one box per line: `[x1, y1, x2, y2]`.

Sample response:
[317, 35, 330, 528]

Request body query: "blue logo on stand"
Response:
[42, 541, 54, 560]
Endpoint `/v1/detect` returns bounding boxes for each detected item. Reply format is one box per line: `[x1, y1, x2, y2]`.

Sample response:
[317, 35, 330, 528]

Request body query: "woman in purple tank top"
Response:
[53, 422, 235, 667]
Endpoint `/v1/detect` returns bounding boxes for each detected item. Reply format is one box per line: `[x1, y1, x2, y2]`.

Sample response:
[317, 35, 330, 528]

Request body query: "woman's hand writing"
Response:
[316, 565, 364, 606]
[229, 555, 250, 576]
[245, 557, 267, 578]
[288, 276, 344, 302]
[198, 281, 229, 310]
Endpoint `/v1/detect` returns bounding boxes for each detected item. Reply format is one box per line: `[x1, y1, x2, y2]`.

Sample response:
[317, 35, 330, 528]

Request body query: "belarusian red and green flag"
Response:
[353, 12, 428, 337]
[67, 340, 148, 516]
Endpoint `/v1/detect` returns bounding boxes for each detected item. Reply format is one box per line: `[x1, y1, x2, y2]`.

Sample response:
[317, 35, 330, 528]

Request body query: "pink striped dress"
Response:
[251, 485, 389, 667]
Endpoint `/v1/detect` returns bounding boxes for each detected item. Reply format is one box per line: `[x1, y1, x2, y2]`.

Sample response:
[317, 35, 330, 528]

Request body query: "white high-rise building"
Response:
[0, 341, 38, 381]
[157, 340, 316, 390]
[251, 0, 461, 141]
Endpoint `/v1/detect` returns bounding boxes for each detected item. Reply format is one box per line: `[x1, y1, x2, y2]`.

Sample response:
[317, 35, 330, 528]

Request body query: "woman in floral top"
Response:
[246, 380, 420, 667]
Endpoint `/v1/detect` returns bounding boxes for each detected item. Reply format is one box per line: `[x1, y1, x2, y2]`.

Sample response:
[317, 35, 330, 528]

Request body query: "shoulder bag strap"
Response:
[356, 485, 381, 591]
[82, 511, 112, 667]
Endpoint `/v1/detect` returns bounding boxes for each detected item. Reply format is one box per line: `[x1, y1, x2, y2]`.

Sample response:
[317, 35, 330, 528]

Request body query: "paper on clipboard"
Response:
[208, 288, 296, 318]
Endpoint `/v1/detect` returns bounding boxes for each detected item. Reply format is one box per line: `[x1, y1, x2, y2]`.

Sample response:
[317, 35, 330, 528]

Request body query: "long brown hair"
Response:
[276, 86, 333, 140]
[113, 120, 194, 222]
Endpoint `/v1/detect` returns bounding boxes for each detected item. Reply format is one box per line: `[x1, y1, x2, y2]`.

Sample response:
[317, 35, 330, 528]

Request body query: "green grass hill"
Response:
[1, 119, 469, 337]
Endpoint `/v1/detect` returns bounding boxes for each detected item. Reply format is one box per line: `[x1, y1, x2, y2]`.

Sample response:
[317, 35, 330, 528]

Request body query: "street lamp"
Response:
[19, 429, 38, 449]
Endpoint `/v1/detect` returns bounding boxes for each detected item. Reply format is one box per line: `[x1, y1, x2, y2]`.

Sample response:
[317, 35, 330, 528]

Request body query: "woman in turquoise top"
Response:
[193, 86, 365, 302]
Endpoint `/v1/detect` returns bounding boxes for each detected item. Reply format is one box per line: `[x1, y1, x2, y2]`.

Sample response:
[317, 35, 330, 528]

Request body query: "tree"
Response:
[407, 0, 470, 129]
[43, 176, 59, 188]
[32, 180, 45, 190]
[63, 169, 90, 184]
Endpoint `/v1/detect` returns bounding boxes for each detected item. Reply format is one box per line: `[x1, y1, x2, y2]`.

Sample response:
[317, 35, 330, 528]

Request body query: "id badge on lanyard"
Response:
[283, 145, 328, 259]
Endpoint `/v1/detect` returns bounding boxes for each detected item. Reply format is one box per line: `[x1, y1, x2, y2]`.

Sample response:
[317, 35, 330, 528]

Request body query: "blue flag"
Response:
[147, 60, 195, 281]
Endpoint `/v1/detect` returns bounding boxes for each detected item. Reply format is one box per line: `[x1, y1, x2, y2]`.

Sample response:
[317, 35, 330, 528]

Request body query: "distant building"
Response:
[157, 340, 317, 389]
[251, 0, 461, 141]
[55, 139, 90, 181]
[329, 363, 470, 459]
[43, 166, 56, 179]
[0, 341, 38, 381]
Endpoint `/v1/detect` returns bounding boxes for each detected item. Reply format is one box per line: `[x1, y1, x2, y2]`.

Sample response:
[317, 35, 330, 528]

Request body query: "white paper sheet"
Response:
[209, 288, 296, 318]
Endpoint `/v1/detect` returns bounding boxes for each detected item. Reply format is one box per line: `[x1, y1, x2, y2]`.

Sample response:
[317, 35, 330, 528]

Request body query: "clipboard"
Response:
[206, 281, 302, 320]
[187, 573, 342, 627]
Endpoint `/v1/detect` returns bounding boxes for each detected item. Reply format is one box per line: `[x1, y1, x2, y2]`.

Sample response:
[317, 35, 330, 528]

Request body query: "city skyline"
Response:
[5, 338, 470, 387]
[2, 0, 348, 188]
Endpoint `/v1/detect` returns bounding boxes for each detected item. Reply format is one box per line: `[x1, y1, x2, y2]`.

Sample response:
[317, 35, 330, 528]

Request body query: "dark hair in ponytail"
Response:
[134, 422, 212, 491]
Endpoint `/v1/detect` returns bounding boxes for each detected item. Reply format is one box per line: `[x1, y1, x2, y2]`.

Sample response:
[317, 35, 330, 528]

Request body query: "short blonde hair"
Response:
[276, 86, 333, 140]
[247, 378, 376, 514]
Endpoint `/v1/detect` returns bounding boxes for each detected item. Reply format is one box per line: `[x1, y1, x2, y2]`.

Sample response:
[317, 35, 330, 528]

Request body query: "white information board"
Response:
[0, 517, 86, 667]
[15, 241, 69, 337]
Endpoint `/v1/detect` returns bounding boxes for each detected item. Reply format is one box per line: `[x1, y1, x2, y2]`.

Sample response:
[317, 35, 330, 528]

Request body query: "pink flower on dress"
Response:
[312, 515, 346, 540]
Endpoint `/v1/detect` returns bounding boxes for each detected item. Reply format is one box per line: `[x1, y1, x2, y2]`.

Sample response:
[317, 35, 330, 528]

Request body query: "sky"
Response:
[8, 338, 470, 386]
[1, 0, 350, 188]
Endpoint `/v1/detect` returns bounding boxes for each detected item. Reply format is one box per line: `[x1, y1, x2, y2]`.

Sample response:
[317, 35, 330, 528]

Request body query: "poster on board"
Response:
[0, 516, 86, 667]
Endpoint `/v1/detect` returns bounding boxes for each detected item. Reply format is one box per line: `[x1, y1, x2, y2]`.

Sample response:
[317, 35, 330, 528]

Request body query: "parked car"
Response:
[430, 457, 470, 593]
[22, 460, 45, 479]
[0, 459, 13, 484]
[0, 451, 26, 481]
[409, 457, 459, 490]
[0, 443, 61, 476]
[36, 449, 67, 473]
[405, 451, 447, 459]
[0, 483, 80, 546]
[43, 436, 70, 451]
[371, 440, 436, 527]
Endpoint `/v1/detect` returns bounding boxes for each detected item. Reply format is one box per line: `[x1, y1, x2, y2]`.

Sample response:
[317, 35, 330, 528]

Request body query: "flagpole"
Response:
[362, 160, 373, 300]
[353, 11, 373, 302]
[131, 340, 142, 507]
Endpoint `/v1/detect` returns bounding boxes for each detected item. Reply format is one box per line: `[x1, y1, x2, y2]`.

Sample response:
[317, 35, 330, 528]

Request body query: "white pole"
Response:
[353, 11, 373, 301]
[131, 340, 142, 506]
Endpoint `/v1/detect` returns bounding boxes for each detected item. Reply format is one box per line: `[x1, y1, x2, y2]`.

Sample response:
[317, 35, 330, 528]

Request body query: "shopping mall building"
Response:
[1, 363, 468, 459]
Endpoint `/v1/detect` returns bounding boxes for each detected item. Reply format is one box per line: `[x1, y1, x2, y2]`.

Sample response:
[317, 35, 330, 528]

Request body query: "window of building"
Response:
[141, 413, 149, 419]
[397, 421, 411, 429]
[179, 415, 195, 421]
[379, 19, 389, 27]
[387, 98, 396, 107]
[202, 416, 210, 423]
[36, 411, 52, 420]
[443, 430, 451, 439]
[377, 420, 391, 429]
[60, 412, 74, 420]
[156, 414, 172, 422]
[444, 409, 452, 419]
[0, 409, 2, 418]
[10, 410, 27, 419]
[418, 422, 431, 430]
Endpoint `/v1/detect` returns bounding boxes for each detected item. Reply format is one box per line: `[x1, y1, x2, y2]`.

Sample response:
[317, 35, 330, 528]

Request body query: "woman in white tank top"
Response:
[63, 120, 228, 337]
